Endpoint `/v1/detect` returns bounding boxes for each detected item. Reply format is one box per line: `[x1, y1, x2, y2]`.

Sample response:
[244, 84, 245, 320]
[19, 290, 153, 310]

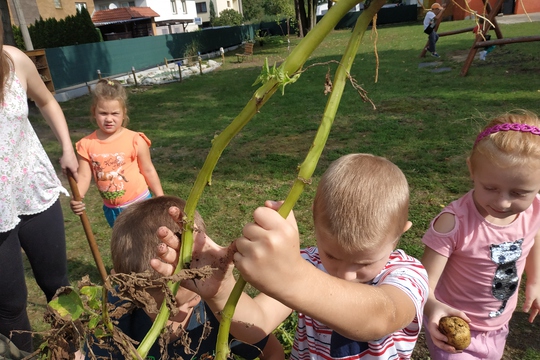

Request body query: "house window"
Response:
[54, 0, 62, 9]
[196, 1, 207, 13]
[171, 0, 178, 14]
[121, 1, 135, 6]
[181, 0, 187, 14]
[97, 4, 108, 10]
[227, 1, 230, 7]
[75, 2, 86, 11]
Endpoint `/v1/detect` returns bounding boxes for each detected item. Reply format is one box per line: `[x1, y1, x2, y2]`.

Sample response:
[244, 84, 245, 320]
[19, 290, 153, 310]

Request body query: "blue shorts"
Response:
[103, 192, 152, 227]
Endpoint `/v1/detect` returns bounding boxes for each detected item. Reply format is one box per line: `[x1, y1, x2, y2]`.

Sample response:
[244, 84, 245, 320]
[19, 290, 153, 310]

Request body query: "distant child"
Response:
[423, 3, 445, 58]
[89, 195, 284, 360]
[70, 79, 163, 227]
[153, 154, 429, 359]
[421, 111, 540, 359]
[473, 17, 496, 61]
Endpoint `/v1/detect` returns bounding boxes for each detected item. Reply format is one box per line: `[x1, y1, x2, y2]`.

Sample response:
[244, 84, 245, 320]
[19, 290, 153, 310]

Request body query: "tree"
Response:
[213, 9, 243, 26]
[0, 0, 15, 46]
[243, 0, 265, 21]
[209, 0, 217, 25]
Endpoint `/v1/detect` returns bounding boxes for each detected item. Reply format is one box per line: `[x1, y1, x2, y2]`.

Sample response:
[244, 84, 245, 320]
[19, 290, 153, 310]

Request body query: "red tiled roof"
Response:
[92, 7, 160, 24]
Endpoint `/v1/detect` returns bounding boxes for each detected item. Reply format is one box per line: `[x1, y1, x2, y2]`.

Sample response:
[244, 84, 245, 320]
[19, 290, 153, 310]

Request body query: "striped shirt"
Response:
[291, 248, 428, 360]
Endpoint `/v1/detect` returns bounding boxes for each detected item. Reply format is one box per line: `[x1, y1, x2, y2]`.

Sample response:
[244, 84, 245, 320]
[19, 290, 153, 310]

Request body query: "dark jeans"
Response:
[0, 200, 69, 352]
[427, 31, 440, 53]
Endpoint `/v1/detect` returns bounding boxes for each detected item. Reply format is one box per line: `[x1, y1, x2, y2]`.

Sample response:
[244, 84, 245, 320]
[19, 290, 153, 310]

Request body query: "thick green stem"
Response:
[138, 0, 385, 357]
[215, 2, 386, 360]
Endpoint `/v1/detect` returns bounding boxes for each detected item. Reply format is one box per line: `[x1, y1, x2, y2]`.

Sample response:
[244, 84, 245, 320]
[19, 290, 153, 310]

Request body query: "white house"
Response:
[93, 0, 200, 33]
[195, 0, 242, 26]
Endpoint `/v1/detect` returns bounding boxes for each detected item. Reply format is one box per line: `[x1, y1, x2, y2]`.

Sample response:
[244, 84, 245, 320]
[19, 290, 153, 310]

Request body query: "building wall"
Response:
[515, 0, 540, 14]
[450, 0, 540, 20]
[9, 0, 95, 26]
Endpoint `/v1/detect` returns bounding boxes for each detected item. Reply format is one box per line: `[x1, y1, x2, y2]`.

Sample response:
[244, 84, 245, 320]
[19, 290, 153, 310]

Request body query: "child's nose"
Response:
[336, 265, 358, 281]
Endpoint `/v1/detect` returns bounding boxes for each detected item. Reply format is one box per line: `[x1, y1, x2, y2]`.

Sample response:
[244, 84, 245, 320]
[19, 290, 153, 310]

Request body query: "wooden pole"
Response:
[67, 171, 109, 286]
[460, 0, 505, 76]
[475, 35, 540, 47]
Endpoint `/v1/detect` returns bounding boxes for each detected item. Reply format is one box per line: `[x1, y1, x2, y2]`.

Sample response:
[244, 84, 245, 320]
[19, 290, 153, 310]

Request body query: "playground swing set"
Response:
[419, 0, 540, 76]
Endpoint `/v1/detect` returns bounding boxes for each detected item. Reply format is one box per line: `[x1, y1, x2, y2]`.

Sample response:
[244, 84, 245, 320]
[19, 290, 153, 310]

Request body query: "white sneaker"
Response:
[479, 50, 487, 61]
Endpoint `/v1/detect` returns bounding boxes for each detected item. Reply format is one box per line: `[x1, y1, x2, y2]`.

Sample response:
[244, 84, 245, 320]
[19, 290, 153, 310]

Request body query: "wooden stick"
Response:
[67, 170, 109, 286]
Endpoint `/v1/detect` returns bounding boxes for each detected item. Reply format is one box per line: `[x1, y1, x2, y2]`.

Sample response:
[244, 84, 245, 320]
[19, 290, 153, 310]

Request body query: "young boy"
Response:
[90, 195, 284, 360]
[153, 154, 429, 359]
[423, 2, 445, 57]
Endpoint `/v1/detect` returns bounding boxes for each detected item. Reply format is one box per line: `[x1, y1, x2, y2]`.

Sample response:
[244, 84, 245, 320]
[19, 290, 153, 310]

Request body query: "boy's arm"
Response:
[151, 209, 291, 343]
[234, 203, 422, 341]
[136, 140, 164, 196]
[523, 229, 540, 322]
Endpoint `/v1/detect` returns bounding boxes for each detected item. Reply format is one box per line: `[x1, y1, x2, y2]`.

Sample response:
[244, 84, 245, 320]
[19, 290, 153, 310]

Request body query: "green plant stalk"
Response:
[215, 2, 387, 360]
[137, 0, 383, 357]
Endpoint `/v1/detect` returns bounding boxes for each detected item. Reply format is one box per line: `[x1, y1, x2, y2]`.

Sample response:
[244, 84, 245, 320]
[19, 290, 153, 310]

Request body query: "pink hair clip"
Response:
[474, 123, 540, 146]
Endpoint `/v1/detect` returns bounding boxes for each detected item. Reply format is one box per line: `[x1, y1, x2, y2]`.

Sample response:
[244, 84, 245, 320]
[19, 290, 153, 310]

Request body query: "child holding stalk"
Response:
[88, 195, 284, 360]
[152, 153, 429, 359]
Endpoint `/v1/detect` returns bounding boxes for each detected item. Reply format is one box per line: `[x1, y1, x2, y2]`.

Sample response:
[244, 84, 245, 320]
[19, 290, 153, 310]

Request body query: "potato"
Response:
[438, 316, 471, 350]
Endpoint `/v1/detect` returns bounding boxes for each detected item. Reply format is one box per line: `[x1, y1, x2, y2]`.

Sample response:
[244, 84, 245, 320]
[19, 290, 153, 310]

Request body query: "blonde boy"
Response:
[154, 154, 429, 359]
[92, 196, 283, 360]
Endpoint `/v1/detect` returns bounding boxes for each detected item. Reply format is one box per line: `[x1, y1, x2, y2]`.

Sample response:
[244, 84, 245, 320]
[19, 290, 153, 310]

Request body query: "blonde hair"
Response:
[312, 153, 409, 252]
[91, 79, 129, 126]
[111, 196, 206, 279]
[471, 110, 540, 170]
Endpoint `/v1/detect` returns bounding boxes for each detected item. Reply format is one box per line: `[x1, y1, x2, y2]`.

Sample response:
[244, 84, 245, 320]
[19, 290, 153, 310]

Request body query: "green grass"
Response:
[28, 18, 540, 358]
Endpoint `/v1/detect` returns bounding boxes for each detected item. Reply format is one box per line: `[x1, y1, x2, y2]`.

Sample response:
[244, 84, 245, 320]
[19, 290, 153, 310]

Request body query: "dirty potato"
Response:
[438, 316, 471, 350]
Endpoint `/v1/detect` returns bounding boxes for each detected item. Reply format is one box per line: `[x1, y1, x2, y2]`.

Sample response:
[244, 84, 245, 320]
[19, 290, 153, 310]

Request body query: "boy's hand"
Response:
[426, 302, 471, 354]
[70, 199, 85, 215]
[150, 206, 236, 301]
[233, 200, 304, 297]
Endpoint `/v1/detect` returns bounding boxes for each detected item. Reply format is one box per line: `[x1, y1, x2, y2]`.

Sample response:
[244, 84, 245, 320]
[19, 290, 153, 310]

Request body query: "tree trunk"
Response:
[294, 0, 308, 37]
[0, 0, 15, 46]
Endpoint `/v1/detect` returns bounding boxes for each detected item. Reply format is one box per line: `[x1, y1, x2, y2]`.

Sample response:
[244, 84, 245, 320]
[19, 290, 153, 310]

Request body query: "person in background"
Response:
[423, 2, 445, 58]
[0, 21, 79, 351]
[70, 79, 163, 227]
[473, 17, 496, 61]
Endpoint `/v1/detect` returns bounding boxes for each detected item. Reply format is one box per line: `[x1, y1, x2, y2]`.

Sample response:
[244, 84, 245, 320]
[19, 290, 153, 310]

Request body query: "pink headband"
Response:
[474, 123, 540, 146]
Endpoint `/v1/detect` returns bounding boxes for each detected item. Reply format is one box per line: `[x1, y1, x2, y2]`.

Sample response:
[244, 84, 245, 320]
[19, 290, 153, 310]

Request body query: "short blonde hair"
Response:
[471, 110, 540, 170]
[111, 196, 206, 279]
[313, 154, 409, 252]
[91, 79, 129, 127]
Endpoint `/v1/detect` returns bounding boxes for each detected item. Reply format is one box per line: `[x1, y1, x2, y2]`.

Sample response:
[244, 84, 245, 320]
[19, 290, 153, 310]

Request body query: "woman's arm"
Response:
[5, 45, 79, 180]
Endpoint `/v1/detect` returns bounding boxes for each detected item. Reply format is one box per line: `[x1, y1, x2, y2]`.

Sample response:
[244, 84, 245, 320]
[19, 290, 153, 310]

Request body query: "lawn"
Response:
[28, 17, 540, 359]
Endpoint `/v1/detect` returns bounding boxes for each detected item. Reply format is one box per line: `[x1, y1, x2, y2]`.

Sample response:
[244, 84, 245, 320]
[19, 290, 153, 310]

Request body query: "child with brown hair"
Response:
[422, 111, 540, 359]
[70, 79, 163, 227]
[153, 153, 429, 359]
[89, 195, 284, 360]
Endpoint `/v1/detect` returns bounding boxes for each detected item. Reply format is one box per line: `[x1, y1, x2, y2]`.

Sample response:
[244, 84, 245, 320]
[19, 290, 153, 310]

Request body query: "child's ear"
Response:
[403, 221, 412, 233]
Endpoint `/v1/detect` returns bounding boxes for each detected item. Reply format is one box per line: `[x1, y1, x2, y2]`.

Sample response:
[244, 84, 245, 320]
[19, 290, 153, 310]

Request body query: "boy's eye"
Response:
[484, 187, 496, 191]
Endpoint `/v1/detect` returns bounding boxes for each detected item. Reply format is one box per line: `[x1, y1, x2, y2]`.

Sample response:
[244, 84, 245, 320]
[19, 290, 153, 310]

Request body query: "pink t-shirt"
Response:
[291, 248, 428, 360]
[422, 190, 540, 331]
[76, 129, 151, 207]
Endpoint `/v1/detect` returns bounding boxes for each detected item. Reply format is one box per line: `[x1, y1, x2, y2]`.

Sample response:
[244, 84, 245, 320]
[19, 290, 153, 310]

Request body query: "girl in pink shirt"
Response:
[421, 111, 540, 359]
[70, 79, 163, 226]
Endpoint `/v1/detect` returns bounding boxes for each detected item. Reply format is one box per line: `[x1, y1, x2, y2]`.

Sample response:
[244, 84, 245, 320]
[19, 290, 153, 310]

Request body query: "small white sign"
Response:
[194, 17, 202, 25]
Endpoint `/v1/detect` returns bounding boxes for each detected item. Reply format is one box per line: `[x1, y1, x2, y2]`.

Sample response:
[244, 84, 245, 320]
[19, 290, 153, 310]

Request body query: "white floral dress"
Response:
[0, 70, 68, 233]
